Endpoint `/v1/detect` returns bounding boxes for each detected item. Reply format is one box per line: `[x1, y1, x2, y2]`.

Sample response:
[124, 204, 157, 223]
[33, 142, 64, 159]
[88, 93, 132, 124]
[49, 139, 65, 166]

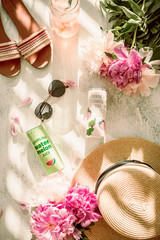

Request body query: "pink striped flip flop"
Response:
[0, 15, 20, 77]
[2, 0, 52, 69]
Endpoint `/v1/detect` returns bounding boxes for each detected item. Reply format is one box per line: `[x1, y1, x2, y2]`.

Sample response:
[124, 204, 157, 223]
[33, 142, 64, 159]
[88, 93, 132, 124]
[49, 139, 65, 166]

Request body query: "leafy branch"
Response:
[87, 119, 96, 136]
[99, 0, 160, 60]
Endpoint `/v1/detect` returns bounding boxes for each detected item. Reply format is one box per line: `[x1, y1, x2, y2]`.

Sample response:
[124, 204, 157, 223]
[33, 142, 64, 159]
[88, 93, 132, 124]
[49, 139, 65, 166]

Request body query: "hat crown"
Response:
[98, 164, 160, 239]
[72, 137, 160, 240]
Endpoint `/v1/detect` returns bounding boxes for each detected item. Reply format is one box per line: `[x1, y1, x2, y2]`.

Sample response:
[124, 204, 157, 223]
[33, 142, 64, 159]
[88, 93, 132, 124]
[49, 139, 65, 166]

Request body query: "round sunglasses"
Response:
[35, 79, 69, 121]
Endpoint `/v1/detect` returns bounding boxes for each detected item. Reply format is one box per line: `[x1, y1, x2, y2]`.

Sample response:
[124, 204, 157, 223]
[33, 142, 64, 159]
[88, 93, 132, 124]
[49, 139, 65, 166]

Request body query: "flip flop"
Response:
[1, 0, 52, 69]
[0, 15, 21, 77]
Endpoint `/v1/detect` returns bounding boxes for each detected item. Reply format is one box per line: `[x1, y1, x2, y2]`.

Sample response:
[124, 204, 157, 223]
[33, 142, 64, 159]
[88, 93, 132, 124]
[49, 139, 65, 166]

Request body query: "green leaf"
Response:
[104, 0, 119, 7]
[150, 26, 159, 34]
[114, 26, 122, 31]
[89, 222, 95, 226]
[120, 6, 141, 22]
[147, 0, 160, 15]
[112, 0, 130, 8]
[136, 28, 149, 39]
[112, 18, 125, 27]
[99, 1, 108, 11]
[86, 128, 94, 136]
[144, 0, 156, 12]
[147, 13, 160, 24]
[89, 119, 96, 127]
[151, 46, 160, 61]
[99, 0, 160, 59]
[121, 22, 137, 33]
[105, 52, 118, 59]
[147, 35, 156, 48]
[128, 0, 144, 16]
[127, 19, 141, 26]
[136, 42, 145, 49]
[68, 0, 72, 5]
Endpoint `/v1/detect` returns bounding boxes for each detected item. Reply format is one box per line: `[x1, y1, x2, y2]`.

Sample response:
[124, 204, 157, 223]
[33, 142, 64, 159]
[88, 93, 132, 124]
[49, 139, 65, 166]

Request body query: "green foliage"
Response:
[105, 52, 118, 59]
[68, 0, 72, 5]
[89, 119, 96, 127]
[87, 128, 94, 136]
[99, 0, 160, 59]
[73, 223, 95, 239]
[87, 119, 96, 136]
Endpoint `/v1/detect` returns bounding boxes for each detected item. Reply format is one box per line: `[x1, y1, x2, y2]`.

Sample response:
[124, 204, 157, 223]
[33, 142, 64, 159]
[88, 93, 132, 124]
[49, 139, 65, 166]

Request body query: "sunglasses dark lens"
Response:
[35, 102, 53, 120]
[48, 80, 66, 97]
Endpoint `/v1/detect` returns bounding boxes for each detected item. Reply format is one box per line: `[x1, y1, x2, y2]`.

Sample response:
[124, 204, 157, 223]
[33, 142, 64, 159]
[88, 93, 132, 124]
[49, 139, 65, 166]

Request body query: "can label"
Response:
[26, 125, 64, 175]
[86, 89, 107, 138]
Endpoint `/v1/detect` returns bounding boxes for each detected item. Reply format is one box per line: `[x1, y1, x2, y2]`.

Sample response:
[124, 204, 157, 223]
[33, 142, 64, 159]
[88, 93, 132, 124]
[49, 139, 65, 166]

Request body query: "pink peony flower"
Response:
[99, 63, 109, 77]
[123, 65, 160, 96]
[29, 183, 102, 240]
[104, 31, 124, 55]
[30, 172, 71, 206]
[108, 47, 143, 89]
[65, 184, 102, 227]
[99, 58, 113, 77]
[30, 202, 78, 240]
[82, 31, 124, 74]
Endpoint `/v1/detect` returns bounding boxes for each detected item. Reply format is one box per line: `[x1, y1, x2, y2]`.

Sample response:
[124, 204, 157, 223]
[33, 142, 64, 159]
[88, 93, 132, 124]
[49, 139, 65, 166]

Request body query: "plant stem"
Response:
[154, 33, 160, 45]
[142, 0, 145, 11]
[131, 26, 138, 49]
[147, 14, 160, 24]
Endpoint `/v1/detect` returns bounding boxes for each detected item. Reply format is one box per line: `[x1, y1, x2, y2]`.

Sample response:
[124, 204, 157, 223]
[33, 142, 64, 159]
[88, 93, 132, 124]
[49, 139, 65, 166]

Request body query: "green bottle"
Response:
[26, 125, 64, 175]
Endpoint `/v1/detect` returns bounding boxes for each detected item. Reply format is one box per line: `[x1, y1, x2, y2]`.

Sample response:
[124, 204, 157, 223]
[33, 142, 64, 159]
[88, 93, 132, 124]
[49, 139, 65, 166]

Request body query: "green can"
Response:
[26, 125, 64, 175]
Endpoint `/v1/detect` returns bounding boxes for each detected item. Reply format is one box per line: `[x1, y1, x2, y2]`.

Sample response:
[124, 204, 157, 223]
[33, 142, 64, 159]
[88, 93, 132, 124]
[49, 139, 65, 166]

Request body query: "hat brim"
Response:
[72, 137, 160, 240]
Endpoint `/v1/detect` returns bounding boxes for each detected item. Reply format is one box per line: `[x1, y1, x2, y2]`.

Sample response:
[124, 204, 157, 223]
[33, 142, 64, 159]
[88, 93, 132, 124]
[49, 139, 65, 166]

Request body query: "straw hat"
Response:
[72, 137, 160, 240]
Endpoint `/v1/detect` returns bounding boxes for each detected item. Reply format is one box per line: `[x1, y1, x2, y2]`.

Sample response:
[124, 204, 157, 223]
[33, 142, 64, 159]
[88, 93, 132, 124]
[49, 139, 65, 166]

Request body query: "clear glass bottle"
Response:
[50, 0, 80, 37]
[86, 89, 107, 138]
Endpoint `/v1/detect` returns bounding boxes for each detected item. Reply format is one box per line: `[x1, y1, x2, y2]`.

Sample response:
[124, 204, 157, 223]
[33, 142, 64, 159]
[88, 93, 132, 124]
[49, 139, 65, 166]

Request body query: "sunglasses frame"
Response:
[35, 79, 69, 122]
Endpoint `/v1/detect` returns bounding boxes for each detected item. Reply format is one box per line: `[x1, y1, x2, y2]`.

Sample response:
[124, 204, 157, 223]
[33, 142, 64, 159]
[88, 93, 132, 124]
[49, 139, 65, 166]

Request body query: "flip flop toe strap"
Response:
[17, 27, 51, 59]
[0, 41, 20, 62]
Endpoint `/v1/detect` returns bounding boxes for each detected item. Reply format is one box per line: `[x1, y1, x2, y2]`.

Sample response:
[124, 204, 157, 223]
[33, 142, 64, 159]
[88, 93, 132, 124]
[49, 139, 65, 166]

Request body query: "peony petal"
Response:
[64, 80, 76, 88]
[11, 122, 17, 136]
[104, 31, 124, 53]
[105, 31, 114, 44]
[19, 201, 30, 212]
[73, 228, 82, 240]
[139, 83, 151, 97]
[145, 50, 153, 63]
[11, 114, 23, 134]
[147, 76, 159, 88]
[11, 115, 21, 125]
[139, 48, 150, 58]
[114, 47, 128, 59]
[30, 171, 71, 206]
[104, 31, 114, 51]
[129, 49, 142, 66]
[141, 67, 160, 87]
[18, 97, 33, 107]
[149, 60, 160, 67]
